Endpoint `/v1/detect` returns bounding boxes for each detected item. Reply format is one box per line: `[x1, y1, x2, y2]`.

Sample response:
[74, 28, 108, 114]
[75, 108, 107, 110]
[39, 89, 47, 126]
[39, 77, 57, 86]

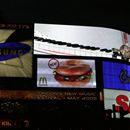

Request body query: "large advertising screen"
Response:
[37, 57, 96, 88]
[104, 89, 130, 118]
[0, 23, 33, 88]
[103, 61, 130, 91]
[34, 23, 130, 61]
[103, 60, 130, 119]
[0, 23, 33, 78]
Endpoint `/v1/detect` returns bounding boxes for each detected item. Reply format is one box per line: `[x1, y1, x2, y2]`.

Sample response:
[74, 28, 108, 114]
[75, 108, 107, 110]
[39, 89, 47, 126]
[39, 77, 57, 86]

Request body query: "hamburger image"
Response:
[53, 59, 93, 86]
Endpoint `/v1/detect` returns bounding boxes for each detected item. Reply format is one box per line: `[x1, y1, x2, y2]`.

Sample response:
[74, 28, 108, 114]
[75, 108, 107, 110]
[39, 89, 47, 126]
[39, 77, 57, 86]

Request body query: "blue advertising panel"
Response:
[103, 61, 130, 91]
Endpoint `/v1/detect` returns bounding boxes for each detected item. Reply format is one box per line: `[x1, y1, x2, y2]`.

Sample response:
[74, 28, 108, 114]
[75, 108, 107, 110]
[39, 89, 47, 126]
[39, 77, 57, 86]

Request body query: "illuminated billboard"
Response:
[34, 23, 130, 61]
[103, 61, 130, 91]
[104, 89, 130, 118]
[0, 23, 33, 88]
[103, 60, 130, 119]
[37, 57, 96, 88]
[0, 23, 33, 78]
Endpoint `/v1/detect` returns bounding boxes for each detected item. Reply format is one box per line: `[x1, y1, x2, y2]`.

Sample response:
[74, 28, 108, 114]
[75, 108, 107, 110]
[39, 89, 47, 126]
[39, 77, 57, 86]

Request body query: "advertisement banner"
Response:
[37, 58, 96, 88]
[103, 61, 130, 91]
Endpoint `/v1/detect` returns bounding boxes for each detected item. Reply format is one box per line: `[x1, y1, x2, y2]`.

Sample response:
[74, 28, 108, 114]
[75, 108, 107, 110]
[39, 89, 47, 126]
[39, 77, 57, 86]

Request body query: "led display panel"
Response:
[103, 61, 130, 91]
[37, 57, 96, 88]
[34, 23, 130, 61]
[0, 23, 33, 77]
[103, 60, 130, 119]
[0, 23, 33, 88]
[104, 89, 130, 119]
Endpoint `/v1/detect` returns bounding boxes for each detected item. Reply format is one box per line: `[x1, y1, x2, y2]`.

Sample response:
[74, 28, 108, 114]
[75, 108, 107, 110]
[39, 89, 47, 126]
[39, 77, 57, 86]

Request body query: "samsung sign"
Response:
[103, 61, 130, 91]
[0, 42, 31, 61]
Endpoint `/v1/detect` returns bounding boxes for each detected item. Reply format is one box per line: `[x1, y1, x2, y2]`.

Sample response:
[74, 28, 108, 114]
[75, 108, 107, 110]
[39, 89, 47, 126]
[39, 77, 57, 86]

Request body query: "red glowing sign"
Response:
[115, 95, 130, 113]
